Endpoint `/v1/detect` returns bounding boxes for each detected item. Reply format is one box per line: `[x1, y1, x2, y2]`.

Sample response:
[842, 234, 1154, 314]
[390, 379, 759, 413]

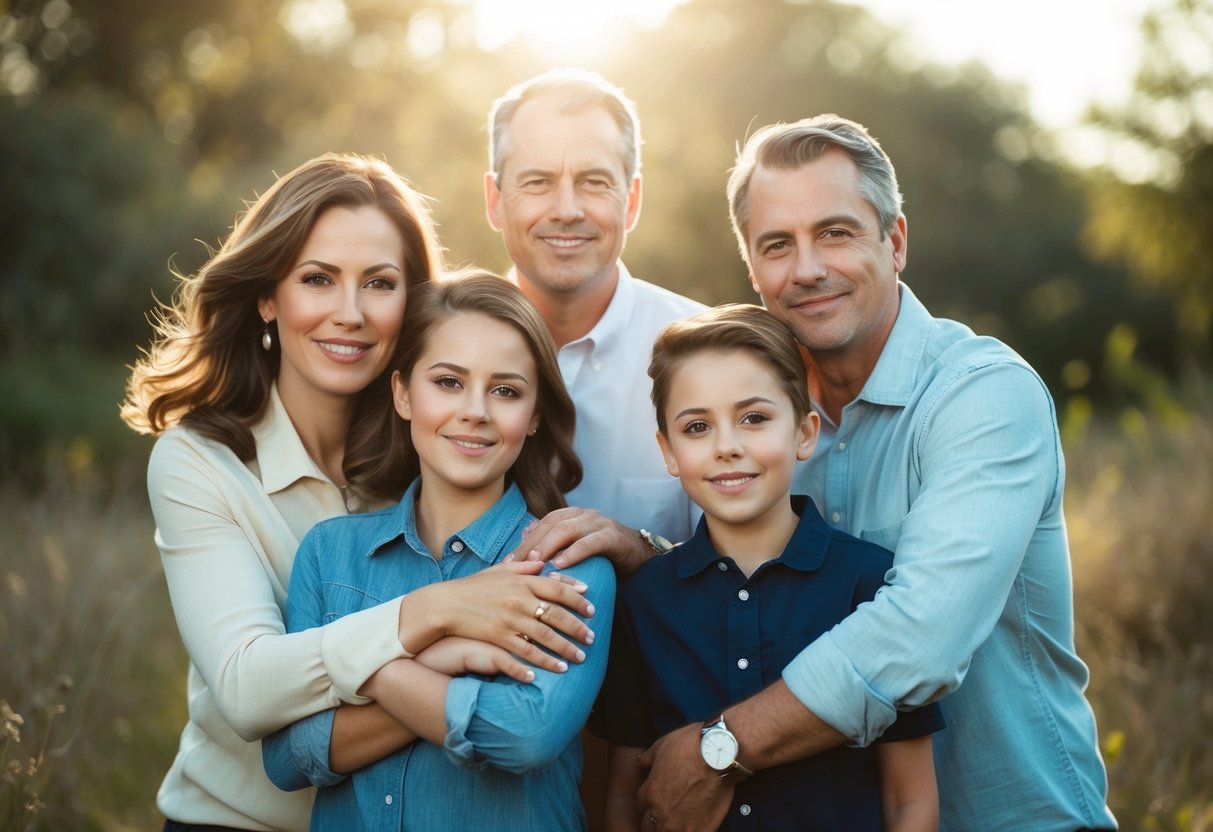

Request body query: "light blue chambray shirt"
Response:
[262, 480, 615, 832]
[788, 283, 1115, 831]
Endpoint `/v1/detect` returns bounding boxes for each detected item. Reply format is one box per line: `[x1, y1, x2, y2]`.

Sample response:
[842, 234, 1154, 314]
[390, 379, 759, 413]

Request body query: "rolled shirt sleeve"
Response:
[784, 362, 1062, 745]
[443, 557, 616, 773]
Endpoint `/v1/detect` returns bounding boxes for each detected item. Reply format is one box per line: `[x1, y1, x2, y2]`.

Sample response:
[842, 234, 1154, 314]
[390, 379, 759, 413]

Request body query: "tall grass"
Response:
[1066, 380, 1213, 831]
[1, 387, 1210, 830]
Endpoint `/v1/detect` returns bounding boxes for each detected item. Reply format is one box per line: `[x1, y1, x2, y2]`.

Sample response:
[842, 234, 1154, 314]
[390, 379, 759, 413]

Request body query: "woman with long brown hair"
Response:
[123, 154, 596, 832]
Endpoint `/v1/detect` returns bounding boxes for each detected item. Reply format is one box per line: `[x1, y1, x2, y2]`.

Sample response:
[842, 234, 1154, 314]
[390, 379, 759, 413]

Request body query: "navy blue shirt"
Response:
[588, 496, 944, 831]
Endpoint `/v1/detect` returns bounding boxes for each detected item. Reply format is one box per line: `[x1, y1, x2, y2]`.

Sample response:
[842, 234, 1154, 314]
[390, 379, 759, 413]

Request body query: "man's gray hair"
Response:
[487, 68, 642, 183]
[727, 114, 903, 258]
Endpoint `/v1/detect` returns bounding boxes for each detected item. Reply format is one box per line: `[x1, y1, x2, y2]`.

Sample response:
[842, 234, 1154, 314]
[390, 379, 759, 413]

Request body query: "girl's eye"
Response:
[682, 420, 710, 434]
[302, 272, 332, 285]
[491, 384, 520, 398]
[740, 411, 770, 425]
[365, 275, 397, 290]
[434, 375, 462, 390]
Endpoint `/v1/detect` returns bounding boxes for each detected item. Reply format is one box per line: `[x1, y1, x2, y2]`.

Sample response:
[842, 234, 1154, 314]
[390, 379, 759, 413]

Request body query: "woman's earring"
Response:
[261, 320, 273, 352]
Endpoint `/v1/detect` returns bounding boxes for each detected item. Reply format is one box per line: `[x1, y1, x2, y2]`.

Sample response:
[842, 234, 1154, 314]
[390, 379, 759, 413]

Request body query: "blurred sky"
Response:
[855, 0, 1160, 127]
[470, 0, 1161, 129]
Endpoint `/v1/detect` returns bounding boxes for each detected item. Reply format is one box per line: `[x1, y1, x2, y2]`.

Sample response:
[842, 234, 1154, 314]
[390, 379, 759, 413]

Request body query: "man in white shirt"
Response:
[486, 69, 705, 568]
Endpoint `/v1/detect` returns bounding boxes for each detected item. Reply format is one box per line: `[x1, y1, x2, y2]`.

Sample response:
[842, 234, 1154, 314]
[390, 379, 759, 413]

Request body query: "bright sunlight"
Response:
[470, 0, 689, 56]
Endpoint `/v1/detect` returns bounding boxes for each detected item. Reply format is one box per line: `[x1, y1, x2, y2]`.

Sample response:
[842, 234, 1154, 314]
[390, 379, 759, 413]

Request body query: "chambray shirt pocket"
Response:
[320, 582, 389, 622]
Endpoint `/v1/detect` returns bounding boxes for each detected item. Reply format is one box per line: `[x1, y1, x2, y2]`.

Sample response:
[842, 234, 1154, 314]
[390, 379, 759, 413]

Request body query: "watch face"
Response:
[700, 728, 739, 771]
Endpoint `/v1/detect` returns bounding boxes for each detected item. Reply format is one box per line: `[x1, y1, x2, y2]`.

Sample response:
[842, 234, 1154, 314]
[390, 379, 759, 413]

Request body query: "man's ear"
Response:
[624, 175, 643, 232]
[391, 370, 411, 421]
[655, 430, 679, 478]
[889, 213, 908, 275]
[485, 171, 504, 232]
[796, 410, 820, 461]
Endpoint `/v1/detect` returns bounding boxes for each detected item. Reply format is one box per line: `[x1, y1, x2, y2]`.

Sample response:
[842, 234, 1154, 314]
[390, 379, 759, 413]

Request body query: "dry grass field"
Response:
[2, 387, 1211, 831]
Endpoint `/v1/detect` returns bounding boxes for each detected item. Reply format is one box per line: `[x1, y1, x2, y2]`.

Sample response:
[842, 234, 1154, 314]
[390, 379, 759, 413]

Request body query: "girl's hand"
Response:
[414, 636, 540, 683]
[398, 560, 596, 675]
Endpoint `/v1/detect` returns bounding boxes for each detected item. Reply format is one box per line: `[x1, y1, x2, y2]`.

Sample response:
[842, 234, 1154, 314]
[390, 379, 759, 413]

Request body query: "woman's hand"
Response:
[414, 636, 541, 683]
[397, 560, 596, 674]
[505, 507, 654, 575]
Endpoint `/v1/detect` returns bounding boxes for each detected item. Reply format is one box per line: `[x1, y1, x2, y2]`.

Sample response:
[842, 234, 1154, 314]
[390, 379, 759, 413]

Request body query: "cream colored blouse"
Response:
[148, 385, 405, 831]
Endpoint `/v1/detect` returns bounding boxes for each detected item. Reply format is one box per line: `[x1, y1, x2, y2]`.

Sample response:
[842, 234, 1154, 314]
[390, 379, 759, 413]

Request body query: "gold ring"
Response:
[520, 633, 531, 643]
[534, 601, 550, 619]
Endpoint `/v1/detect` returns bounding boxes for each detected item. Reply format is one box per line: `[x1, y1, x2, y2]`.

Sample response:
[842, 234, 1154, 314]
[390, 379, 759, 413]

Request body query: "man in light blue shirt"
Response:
[635, 116, 1116, 831]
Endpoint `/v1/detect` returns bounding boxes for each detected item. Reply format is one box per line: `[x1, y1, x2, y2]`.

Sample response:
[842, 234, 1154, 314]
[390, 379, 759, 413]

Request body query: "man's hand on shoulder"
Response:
[636, 722, 733, 832]
[505, 507, 654, 575]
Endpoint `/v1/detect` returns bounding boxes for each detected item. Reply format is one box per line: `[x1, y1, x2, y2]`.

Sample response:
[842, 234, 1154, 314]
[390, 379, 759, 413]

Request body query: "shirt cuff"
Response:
[319, 597, 408, 704]
[443, 675, 488, 769]
[781, 633, 898, 747]
[290, 709, 345, 787]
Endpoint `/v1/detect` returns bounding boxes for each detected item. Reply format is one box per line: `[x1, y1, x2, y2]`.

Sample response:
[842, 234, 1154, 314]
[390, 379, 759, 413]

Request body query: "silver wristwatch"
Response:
[699, 714, 754, 781]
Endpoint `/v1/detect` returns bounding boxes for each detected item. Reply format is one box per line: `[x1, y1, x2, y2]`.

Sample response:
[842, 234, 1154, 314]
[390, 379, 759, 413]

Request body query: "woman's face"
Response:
[259, 205, 407, 411]
[392, 312, 541, 504]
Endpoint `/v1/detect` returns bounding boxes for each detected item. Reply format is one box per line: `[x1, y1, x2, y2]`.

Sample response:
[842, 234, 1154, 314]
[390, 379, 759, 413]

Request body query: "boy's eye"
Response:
[682, 420, 710, 434]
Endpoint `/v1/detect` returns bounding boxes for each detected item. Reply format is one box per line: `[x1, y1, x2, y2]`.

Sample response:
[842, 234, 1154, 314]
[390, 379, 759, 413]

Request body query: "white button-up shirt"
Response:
[517, 263, 705, 541]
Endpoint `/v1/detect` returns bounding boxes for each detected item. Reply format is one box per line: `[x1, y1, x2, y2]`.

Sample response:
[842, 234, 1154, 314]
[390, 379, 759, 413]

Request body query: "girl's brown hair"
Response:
[392, 270, 581, 517]
[648, 303, 812, 434]
[122, 152, 443, 499]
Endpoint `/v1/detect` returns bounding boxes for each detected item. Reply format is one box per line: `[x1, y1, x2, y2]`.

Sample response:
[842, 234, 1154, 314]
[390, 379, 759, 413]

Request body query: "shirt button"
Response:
[717, 562, 728, 571]
[450, 540, 465, 553]
[384, 794, 393, 805]
[831, 511, 841, 524]
[737, 658, 749, 670]
[837, 441, 847, 451]
[592, 361, 603, 372]
[737, 589, 750, 601]
[739, 804, 751, 816]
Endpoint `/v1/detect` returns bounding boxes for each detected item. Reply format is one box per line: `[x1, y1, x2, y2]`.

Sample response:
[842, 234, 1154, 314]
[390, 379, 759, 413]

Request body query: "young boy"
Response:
[588, 304, 943, 831]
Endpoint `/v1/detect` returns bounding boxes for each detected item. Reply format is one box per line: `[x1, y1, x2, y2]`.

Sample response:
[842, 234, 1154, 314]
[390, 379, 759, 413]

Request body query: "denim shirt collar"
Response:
[367, 479, 531, 563]
[675, 495, 831, 578]
[857, 282, 934, 408]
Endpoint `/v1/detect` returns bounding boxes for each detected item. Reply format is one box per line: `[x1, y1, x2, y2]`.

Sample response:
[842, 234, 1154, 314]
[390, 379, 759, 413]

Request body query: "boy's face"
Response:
[656, 349, 818, 536]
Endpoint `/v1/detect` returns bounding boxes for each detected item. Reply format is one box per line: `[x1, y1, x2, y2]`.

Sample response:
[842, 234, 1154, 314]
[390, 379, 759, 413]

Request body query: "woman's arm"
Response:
[604, 744, 646, 832]
[150, 433, 409, 741]
[877, 736, 939, 832]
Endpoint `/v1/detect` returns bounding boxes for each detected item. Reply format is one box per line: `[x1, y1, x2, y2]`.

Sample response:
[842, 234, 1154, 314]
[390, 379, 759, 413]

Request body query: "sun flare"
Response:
[471, 0, 688, 57]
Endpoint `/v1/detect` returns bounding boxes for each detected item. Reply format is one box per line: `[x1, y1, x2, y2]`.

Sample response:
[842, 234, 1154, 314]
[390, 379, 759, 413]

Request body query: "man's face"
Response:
[485, 94, 641, 299]
[745, 149, 906, 360]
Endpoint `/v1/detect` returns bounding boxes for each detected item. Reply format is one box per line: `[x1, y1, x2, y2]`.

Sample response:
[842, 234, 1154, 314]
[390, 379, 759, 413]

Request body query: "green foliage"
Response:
[1082, 0, 1213, 362]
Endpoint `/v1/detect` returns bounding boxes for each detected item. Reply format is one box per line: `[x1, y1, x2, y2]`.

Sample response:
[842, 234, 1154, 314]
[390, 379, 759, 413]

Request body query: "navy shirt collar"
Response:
[674, 495, 831, 578]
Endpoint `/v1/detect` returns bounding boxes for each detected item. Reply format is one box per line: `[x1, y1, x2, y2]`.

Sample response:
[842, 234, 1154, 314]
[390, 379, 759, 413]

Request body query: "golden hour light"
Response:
[470, 0, 689, 56]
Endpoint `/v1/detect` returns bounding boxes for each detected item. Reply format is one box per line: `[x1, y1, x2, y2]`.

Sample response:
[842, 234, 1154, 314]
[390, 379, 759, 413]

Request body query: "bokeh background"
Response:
[2, 0, 1210, 828]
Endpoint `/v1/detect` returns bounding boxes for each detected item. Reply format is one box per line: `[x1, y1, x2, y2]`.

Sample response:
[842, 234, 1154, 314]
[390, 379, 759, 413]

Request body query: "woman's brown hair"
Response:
[122, 152, 443, 499]
[391, 270, 581, 517]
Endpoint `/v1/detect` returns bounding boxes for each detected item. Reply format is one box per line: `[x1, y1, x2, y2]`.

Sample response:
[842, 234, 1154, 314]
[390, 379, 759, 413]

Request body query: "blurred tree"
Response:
[1082, 0, 1213, 365]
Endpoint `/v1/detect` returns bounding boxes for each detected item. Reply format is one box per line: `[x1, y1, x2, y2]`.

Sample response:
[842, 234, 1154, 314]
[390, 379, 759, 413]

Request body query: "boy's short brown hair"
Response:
[648, 304, 812, 434]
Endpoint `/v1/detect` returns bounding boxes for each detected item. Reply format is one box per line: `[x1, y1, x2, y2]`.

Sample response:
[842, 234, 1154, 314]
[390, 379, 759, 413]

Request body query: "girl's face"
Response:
[259, 205, 407, 412]
[656, 349, 818, 534]
[393, 312, 541, 502]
